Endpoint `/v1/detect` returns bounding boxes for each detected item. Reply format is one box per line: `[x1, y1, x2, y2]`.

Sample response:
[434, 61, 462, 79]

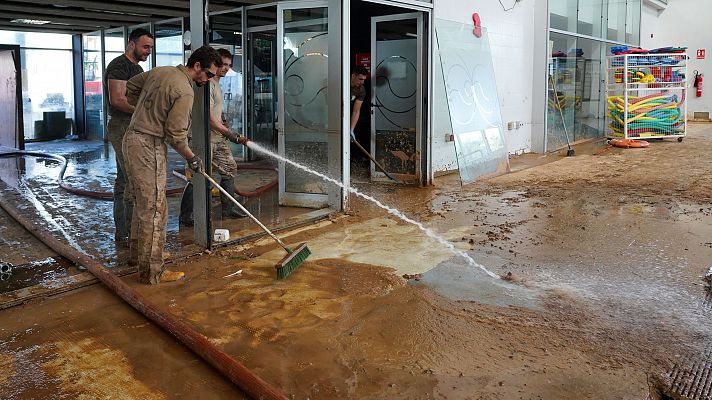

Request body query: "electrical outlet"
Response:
[507, 121, 516, 130]
[445, 133, 455, 142]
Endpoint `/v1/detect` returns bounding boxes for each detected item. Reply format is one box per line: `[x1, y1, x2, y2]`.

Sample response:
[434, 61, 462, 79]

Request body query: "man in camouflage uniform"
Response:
[179, 48, 247, 226]
[124, 45, 220, 284]
[104, 28, 153, 247]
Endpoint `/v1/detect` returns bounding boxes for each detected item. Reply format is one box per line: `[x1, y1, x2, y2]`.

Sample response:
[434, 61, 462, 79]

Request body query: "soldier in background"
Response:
[179, 48, 248, 227]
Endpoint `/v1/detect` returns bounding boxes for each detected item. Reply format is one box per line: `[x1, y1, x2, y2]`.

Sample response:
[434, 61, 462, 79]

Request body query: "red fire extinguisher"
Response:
[694, 70, 703, 97]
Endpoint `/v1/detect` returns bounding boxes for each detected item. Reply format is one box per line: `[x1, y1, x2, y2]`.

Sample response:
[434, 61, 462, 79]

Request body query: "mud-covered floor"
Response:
[0, 139, 318, 297]
[2, 125, 712, 399]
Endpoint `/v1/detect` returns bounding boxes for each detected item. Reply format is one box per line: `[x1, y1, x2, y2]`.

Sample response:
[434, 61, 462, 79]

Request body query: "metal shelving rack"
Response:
[605, 53, 688, 141]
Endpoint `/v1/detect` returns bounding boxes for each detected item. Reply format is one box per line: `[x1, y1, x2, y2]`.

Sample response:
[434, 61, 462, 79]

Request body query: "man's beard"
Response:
[134, 49, 146, 62]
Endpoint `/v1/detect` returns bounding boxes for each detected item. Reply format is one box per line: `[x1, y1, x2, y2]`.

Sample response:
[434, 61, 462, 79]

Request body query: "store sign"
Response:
[697, 49, 705, 59]
[355, 53, 371, 72]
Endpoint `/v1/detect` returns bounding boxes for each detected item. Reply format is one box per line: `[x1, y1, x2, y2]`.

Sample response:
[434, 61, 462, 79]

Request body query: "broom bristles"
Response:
[275, 243, 311, 279]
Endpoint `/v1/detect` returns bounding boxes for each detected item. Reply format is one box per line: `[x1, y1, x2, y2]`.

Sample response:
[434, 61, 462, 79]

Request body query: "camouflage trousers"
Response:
[106, 116, 134, 243]
[210, 134, 237, 178]
[123, 131, 167, 284]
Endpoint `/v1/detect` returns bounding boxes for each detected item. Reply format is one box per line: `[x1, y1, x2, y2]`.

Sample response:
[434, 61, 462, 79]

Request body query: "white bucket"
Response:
[214, 229, 230, 242]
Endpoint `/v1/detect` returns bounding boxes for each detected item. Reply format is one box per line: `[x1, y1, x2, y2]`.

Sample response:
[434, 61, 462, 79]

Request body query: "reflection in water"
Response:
[0, 140, 190, 293]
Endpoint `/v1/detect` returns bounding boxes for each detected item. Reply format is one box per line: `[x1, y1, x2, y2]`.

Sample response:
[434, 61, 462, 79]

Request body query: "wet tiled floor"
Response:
[0, 139, 323, 298]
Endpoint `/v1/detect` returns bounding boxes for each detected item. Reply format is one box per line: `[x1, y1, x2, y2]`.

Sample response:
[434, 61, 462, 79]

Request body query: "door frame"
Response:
[369, 12, 423, 183]
[277, 0, 342, 209]
[0, 45, 23, 150]
[243, 3, 278, 162]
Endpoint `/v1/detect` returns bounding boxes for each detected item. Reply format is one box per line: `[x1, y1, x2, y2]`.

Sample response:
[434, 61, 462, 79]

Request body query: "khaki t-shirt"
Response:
[209, 79, 224, 139]
[125, 65, 194, 149]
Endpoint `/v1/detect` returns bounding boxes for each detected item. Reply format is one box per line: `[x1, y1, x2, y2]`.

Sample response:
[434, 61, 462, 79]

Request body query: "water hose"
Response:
[0, 151, 184, 200]
[0, 187, 287, 400]
[172, 165, 278, 198]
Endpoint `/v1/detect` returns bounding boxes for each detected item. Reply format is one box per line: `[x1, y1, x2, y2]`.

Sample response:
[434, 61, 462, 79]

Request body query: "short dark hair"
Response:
[217, 48, 233, 61]
[129, 28, 153, 43]
[187, 45, 222, 69]
[352, 65, 368, 76]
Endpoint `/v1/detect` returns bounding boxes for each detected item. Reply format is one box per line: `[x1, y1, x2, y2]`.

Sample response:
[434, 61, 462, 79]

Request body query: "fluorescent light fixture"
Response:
[10, 19, 51, 25]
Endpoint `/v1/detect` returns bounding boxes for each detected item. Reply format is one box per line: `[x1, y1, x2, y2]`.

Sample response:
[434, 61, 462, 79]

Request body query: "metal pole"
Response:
[190, 0, 213, 248]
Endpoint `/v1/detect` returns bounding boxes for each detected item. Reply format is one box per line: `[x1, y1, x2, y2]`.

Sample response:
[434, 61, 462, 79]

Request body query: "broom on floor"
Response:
[199, 170, 311, 279]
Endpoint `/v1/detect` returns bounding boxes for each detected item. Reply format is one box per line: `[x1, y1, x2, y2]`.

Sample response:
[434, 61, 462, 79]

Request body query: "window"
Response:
[0, 30, 75, 140]
[155, 21, 184, 67]
[83, 31, 103, 139]
[104, 28, 125, 67]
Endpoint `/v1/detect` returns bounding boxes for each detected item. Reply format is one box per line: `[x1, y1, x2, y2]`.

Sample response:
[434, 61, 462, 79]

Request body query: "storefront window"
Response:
[626, 0, 641, 46]
[546, 1, 641, 152]
[21, 49, 75, 141]
[0, 31, 72, 49]
[83, 31, 103, 139]
[573, 37, 604, 141]
[0, 30, 74, 141]
[607, 0, 627, 42]
[549, 0, 577, 32]
[104, 29, 125, 67]
[155, 20, 184, 67]
[547, 33, 577, 152]
[578, 0, 604, 38]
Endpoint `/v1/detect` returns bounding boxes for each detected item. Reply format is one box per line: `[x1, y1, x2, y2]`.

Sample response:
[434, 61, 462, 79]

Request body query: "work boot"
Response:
[179, 182, 194, 226]
[220, 177, 247, 219]
[159, 270, 185, 283]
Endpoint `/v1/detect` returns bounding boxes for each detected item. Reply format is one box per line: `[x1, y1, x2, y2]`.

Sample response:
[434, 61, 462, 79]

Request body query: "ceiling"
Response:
[0, 0, 271, 35]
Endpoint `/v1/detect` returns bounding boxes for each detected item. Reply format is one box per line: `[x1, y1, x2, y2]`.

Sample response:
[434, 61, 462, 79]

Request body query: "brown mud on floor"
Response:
[4, 125, 712, 398]
[0, 253, 663, 399]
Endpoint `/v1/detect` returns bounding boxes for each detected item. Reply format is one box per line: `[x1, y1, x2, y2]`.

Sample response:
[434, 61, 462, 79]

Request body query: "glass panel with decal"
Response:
[435, 21, 508, 184]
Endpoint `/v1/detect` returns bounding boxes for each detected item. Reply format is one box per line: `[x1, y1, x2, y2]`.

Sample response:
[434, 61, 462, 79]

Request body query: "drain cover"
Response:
[666, 344, 712, 400]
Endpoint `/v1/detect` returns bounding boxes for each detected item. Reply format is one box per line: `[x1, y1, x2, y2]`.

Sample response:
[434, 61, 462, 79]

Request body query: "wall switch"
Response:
[445, 133, 455, 142]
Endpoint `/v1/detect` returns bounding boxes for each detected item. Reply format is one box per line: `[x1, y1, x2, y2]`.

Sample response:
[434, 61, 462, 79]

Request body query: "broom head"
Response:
[275, 242, 311, 279]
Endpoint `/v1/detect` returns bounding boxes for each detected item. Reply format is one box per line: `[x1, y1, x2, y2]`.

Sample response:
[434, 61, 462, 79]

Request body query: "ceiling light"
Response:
[10, 19, 51, 25]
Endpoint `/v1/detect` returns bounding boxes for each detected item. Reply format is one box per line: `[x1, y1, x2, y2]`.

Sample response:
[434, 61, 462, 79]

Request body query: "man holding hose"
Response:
[179, 48, 249, 227]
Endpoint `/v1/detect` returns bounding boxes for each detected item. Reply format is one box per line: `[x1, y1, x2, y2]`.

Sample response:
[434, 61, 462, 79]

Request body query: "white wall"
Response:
[432, 0, 536, 173]
[641, 0, 712, 116]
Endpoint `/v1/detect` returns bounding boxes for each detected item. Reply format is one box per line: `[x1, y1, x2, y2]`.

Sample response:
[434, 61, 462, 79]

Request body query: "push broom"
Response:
[199, 170, 311, 279]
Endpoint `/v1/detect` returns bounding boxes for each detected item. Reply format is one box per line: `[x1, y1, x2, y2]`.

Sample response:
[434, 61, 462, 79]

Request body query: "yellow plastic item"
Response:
[160, 270, 185, 282]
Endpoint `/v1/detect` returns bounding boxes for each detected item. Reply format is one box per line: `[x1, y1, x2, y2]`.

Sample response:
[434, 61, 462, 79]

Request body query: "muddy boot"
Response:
[220, 177, 247, 218]
[179, 182, 194, 226]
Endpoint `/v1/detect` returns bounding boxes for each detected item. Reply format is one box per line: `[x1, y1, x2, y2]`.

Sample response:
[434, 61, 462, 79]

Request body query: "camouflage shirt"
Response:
[103, 54, 143, 119]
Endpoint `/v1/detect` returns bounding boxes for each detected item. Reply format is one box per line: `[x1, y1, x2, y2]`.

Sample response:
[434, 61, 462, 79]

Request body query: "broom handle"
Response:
[351, 139, 400, 183]
[199, 170, 290, 252]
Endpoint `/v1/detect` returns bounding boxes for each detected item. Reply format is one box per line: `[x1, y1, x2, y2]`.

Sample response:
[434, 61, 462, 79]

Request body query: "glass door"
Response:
[82, 31, 103, 140]
[210, 9, 245, 160]
[246, 4, 277, 161]
[370, 13, 423, 183]
[277, 1, 339, 208]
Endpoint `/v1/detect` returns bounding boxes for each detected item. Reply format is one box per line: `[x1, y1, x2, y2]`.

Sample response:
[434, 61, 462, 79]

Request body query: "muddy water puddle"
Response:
[0, 256, 79, 293]
[411, 257, 541, 309]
